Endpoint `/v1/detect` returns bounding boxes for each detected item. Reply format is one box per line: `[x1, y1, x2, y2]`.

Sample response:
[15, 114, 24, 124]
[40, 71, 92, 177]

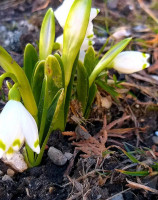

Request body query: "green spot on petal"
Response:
[88, 40, 93, 46]
[142, 53, 146, 58]
[34, 139, 39, 148]
[142, 63, 147, 69]
[6, 147, 14, 154]
[0, 140, 6, 151]
[12, 139, 21, 147]
[87, 34, 94, 39]
[96, 9, 100, 14]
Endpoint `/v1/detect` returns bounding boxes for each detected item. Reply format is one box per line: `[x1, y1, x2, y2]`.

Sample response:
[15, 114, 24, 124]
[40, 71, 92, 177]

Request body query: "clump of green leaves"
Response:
[0, 0, 148, 167]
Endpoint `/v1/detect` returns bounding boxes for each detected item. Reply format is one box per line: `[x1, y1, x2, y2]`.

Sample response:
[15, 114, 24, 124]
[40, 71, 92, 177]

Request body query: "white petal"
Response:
[79, 50, 85, 62]
[112, 51, 150, 74]
[0, 100, 22, 155]
[54, 2, 99, 60]
[12, 131, 24, 151]
[19, 107, 40, 154]
[86, 8, 100, 37]
[54, 0, 74, 28]
[0, 100, 40, 156]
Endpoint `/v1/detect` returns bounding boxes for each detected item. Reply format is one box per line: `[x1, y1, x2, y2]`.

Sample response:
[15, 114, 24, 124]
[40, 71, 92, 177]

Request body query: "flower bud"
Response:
[112, 51, 150, 74]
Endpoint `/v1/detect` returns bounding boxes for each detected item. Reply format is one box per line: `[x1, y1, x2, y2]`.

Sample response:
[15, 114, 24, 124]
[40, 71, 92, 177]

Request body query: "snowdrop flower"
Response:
[112, 51, 150, 74]
[54, 0, 99, 61]
[0, 100, 40, 159]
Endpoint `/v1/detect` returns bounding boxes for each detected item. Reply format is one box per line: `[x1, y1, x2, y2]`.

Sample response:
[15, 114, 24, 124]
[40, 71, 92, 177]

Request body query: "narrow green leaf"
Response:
[84, 46, 96, 76]
[64, 55, 78, 125]
[51, 89, 65, 131]
[89, 38, 132, 87]
[77, 61, 89, 113]
[34, 89, 63, 166]
[84, 83, 97, 118]
[44, 88, 64, 135]
[39, 8, 55, 60]
[54, 53, 65, 88]
[32, 60, 45, 106]
[116, 169, 149, 176]
[24, 43, 38, 83]
[96, 79, 119, 100]
[124, 152, 139, 163]
[39, 55, 63, 144]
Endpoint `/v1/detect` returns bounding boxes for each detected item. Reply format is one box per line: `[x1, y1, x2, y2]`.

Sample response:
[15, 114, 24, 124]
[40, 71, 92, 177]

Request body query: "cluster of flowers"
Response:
[0, 0, 150, 160]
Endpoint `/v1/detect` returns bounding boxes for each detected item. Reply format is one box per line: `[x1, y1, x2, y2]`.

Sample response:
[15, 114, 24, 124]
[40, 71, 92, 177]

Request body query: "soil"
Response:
[0, 0, 158, 200]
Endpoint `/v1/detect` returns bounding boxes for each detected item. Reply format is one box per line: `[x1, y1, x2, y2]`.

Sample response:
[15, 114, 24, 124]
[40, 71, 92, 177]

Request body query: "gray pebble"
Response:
[111, 194, 124, 200]
[64, 152, 73, 160]
[2, 175, 13, 182]
[152, 136, 158, 145]
[48, 147, 68, 166]
[155, 131, 158, 137]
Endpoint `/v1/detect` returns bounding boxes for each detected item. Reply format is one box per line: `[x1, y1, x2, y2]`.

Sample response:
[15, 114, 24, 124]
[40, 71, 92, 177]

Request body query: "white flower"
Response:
[0, 100, 40, 159]
[112, 51, 150, 74]
[54, 0, 99, 61]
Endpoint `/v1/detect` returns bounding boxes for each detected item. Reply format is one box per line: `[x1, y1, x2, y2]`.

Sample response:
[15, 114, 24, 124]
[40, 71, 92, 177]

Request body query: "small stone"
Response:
[155, 131, 158, 137]
[49, 186, 55, 194]
[64, 152, 73, 160]
[101, 96, 112, 109]
[2, 152, 28, 173]
[7, 169, 15, 177]
[2, 175, 13, 182]
[48, 147, 68, 166]
[111, 193, 124, 200]
[152, 136, 158, 145]
[135, 104, 139, 108]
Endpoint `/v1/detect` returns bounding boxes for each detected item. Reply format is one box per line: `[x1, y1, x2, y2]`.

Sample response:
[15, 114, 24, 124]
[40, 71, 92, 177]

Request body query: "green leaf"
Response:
[37, 79, 46, 129]
[45, 55, 63, 104]
[84, 83, 97, 118]
[77, 61, 89, 113]
[96, 79, 119, 100]
[24, 43, 38, 83]
[54, 53, 65, 88]
[84, 46, 96, 76]
[62, 0, 92, 87]
[0, 46, 37, 118]
[39, 55, 63, 144]
[51, 89, 65, 131]
[89, 37, 132, 87]
[64, 55, 78, 125]
[39, 8, 55, 60]
[32, 61, 44, 106]
[34, 89, 63, 166]
[116, 169, 149, 176]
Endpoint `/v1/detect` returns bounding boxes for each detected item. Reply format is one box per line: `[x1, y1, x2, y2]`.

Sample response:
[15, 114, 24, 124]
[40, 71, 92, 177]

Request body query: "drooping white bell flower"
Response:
[0, 100, 40, 159]
[54, 0, 99, 61]
[112, 51, 150, 74]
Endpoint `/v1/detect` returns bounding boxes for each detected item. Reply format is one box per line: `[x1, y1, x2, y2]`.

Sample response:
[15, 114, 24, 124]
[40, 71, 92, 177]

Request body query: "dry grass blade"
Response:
[108, 127, 148, 135]
[106, 115, 130, 130]
[32, 0, 50, 12]
[137, 0, 158, 24]
[126, 179, 158, 194]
